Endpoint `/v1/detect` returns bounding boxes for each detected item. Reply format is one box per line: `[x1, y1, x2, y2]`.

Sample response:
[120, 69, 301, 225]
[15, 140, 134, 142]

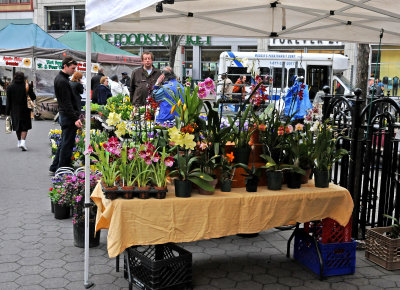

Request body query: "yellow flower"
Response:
[177, 99, 182, 107]
[182, 133, 196, 150]
[170, 105, 176, 114]
[106, 112, 121, 126]
[115, 122, 126, 137]
[183, 104, 187, 112]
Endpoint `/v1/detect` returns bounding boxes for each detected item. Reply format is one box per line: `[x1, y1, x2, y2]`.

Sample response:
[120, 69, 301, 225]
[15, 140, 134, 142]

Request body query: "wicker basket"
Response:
[365, 226, 400, 270]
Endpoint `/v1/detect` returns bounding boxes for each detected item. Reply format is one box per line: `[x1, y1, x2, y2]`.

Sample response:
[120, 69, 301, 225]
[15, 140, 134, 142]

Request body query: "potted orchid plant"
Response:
[150, 147, 174, 199]
[168, 126, 214, 197]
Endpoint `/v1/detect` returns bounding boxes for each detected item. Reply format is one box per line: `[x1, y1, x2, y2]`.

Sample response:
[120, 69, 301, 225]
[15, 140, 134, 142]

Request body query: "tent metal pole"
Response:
[84, 30, 94, 289]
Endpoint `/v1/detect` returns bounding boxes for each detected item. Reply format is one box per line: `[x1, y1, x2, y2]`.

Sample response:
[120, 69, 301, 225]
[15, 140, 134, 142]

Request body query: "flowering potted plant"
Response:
[48, 173, 74, 219]
[91, 137, 121, 195]
[168, 126, 214, 197]
[69, 171, 102, 248]
[150, 147, 174, 199]
[236, 163, 264, 192]
[228, 104, 256, 164]
[219, 152, 237, 192]
[313, 119, 349, 187]
[132, 142, 159, 199]
[118, 144, 136, 198]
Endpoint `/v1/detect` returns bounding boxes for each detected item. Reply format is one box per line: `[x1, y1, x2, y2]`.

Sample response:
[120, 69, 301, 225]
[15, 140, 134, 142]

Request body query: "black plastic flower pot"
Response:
[286, 171, 302, 189]
[174, 179, 192, 198]
[314, 169, 330, 188]
[220, 180, 232, 192]
[51, 201, 55, 213]
[54, 203, 70, 220]
[233, 146, 251, 165]
[266, 170, 283, 190]
[73, 221, 101, 248]
[245, 177, 259, 192]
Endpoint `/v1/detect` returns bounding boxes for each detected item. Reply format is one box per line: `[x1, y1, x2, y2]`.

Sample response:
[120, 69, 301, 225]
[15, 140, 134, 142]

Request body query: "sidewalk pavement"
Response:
[0, 119, 399, 290]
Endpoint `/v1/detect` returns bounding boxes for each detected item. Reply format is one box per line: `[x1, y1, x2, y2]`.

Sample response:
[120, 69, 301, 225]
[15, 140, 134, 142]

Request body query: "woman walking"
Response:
[6, 71, 36, 151]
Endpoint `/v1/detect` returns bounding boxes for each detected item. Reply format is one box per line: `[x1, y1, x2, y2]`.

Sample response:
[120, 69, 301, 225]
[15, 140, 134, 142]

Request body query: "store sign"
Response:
[0, 56, 32, 68]
[36, 58, 100, 73]
[269, 39, 342, 46]
[101, 33, 211, 47]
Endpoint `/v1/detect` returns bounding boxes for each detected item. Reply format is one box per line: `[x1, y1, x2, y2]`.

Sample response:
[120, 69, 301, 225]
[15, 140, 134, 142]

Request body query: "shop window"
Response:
[288, 68, 305, 86]
[0, 0, 30, 3]
[47, 6, 85, 31]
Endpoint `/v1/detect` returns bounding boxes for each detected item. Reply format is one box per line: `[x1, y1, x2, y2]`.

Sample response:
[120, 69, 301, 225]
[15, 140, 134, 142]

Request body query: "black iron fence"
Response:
[323, 89, 400, 239]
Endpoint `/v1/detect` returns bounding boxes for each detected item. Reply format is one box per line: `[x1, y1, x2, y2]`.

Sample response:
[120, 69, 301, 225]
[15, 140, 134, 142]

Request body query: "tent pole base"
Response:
[84, 282, 94, 289]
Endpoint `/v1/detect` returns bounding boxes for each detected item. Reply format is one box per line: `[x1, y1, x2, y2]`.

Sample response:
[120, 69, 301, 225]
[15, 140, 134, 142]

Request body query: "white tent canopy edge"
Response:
[83, 0, 400, 287]
[86, 0, 400, 45]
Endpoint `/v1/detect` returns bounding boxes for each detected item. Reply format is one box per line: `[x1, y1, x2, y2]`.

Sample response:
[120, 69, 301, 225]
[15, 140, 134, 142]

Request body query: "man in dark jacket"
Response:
[120, 72, 131, 87]
[91, 67, 105, 103]
[130, 51, 161, 106]
[49, 56, 82, 174]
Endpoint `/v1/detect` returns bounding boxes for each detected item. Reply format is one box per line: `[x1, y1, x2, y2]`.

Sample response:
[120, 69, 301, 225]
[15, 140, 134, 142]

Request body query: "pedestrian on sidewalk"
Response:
[69, 71, 84, 111]
[6, 71, 36, 151]
[49, 56, 82, 175]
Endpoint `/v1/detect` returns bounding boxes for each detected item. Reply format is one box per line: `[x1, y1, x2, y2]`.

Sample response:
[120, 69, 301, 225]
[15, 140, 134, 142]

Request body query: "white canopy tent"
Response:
[83, 0, 400, 287]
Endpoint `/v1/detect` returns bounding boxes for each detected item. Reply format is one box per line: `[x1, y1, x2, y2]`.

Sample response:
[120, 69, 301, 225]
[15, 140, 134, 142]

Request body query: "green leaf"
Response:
[188, 176, 215, 191]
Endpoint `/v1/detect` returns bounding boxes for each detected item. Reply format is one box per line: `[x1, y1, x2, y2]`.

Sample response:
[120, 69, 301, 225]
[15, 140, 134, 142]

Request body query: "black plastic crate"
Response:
[124, 243, 192, 290]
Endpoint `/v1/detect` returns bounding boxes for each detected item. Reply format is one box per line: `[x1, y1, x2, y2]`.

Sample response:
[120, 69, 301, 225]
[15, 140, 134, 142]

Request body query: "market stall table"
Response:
[91, 182, 353, 258]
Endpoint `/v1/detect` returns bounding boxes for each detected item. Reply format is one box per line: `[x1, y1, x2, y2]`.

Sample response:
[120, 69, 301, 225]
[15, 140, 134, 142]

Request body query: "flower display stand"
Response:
[365, 226, 400, 270]
[124, 243, 192, 290]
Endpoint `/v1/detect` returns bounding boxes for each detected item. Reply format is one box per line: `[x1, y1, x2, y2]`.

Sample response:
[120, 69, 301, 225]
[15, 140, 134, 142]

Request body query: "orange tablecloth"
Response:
[91, 182, 353, 258]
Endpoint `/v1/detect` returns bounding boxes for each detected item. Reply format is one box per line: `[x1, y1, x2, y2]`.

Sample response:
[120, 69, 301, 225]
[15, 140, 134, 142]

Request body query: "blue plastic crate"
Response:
[294, 229, 356, 277]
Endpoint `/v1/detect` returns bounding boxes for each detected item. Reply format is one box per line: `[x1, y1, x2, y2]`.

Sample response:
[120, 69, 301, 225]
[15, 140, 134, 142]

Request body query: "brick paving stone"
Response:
[0, 254, 21, 263]
[0, 281, 19, 289]
[267, 267, 292, 277]
[202, 268, 228, 279]
[253, 273, 277, 284]
[19, 249, 43, 258]
[40, 277, 69, 288]
[357, 266, 387, 277]
[0, 271, 20, 283]
[90, 264, 114, 275]
[90, 273, 117, 284]
[40, 267, 68, 278]
[40, 258, 67, 269]
[16, 265, 44, 275]
[62, 253, 84, 262]
[182, 245, 206, 253]
[236, 280, 263, 290]
[359, 286, 385, 290]
[0, 233, 23, 240]
[369, 278, 397, 288]
[278, 276, 304, 287]
[239, 245, 261, 252]
[17, 256, 44, 266]
[242, 264, 266, 275]
[0, 262, 20, 273]
[303, 280, 332, 289]
[331, 281, 359, 290]
[217, 243, 240, 251]
[193, 286, 220, 290]
[0, 246, 21, 255]
[63, 261, 84, 271]
[346, 278, 371, 286]
[193, 274, 211, 286]
[204, 247, 226, 255]
[93, 283, 123, 290]
[210, 277, 236, 288]
[14, 274, 44, 286]
[39, 251, 65, 260]
[192, 252, 211, 261]
[263, 285, 290, 290]
[197, 240, 218, 248]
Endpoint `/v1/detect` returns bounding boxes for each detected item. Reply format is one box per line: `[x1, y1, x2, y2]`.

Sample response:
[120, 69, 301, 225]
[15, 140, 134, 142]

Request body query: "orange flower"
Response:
[258, 123, 266, 131]
[278, 126, 284, 136]
[226, 152, 234, 163]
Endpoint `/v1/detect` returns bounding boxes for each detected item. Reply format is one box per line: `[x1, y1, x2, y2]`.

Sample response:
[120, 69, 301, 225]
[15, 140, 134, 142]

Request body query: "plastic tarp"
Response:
[85, 0, 400, 45]
[58, 32, 141, 65]
[0, 24, 69, 49]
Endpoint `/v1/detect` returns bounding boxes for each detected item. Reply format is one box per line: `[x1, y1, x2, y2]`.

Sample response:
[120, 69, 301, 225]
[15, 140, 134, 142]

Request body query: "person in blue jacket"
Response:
[97, 76, 112, 105]
[153, 67, 184, 124]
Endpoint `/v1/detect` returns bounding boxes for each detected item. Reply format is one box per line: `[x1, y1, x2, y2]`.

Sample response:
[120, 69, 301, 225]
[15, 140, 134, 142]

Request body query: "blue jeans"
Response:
[49, 113, 77, 172]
